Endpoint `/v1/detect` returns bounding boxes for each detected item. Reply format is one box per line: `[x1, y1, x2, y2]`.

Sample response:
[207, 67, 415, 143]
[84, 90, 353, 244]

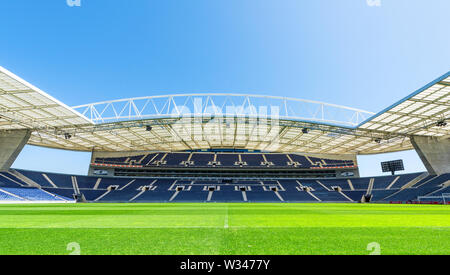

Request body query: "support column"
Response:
[410, 135, 450, 175]
[0, 129, 31, 171]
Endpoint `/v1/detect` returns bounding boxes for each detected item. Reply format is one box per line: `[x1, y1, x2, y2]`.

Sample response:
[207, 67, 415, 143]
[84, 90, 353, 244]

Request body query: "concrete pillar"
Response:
[410, 135, 450, 175]
[0, 129, 31, 171]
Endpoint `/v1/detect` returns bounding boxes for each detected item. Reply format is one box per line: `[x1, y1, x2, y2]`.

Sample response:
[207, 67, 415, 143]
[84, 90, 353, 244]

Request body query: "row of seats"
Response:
[93, 152, 356, 168]
[380, 174, 450, 202]
[0, 187, 72, 202]
[0, 172, 28, 187]
[1, 169, 448, 203]
[11, 169, 424, 191]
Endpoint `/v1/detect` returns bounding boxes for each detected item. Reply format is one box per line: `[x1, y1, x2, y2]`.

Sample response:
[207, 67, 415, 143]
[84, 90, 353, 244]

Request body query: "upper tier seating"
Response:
[216, 153, 240, 166]
[264, 154, 290, 166]
[92, 152, 356, 168]
[240, 154, 265, 166]
[164, 153, 190, 166]
[190, 153, 215, 166]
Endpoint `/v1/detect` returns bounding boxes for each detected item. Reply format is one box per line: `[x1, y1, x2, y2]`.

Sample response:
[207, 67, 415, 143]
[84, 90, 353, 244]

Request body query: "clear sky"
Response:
[1, 0, 449, 176]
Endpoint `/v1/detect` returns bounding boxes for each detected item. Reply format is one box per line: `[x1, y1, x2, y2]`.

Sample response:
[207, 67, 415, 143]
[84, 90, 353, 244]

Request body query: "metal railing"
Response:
[73, 93, 375, 127]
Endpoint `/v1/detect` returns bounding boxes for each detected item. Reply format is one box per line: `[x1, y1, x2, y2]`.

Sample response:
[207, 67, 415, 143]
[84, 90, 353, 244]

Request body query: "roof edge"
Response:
[356, 70, 450, 128]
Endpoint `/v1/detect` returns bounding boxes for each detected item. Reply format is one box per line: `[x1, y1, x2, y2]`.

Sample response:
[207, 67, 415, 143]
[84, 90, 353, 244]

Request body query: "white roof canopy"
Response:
[358, 72, 450, 137]
[0, 66, 448, 154]
[0, 66, 92, 131]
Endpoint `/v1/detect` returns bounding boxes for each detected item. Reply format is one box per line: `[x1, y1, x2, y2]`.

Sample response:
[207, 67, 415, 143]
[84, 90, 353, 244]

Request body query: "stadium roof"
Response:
[0, 66, 92, 130]
[358, 72, 450, 137]
[0, 66, 448, 154]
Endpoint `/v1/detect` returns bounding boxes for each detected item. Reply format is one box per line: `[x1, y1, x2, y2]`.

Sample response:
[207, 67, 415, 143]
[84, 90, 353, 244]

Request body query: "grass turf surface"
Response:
[0, 203, 448, 255]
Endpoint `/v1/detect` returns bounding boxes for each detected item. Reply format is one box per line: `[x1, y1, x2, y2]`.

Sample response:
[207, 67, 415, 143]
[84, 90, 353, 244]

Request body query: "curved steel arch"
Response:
[72, 93, 375, 127]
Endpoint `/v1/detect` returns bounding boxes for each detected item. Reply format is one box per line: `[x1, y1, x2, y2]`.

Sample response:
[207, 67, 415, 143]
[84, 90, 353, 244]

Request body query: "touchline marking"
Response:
[2, 225, 449, 229]
[2, 226, 235, 229]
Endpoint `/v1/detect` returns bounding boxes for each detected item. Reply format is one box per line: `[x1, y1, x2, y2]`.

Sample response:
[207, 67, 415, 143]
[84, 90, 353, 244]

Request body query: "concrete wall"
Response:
[0, 129, 31, 171]
[411, 135, 450, 175]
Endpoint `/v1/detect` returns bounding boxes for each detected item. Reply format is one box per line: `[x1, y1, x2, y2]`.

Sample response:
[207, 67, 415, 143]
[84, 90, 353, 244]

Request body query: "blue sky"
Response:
[1, 0, 449, 176]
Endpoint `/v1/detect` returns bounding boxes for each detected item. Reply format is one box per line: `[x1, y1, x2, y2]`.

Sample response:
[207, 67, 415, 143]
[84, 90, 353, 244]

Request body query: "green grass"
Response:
[0, 203, 448, 255]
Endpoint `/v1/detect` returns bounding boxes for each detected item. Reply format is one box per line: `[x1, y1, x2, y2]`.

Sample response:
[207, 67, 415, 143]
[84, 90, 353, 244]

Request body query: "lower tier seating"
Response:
[0, 187, 71, 202]
[1, 169, 448, 204]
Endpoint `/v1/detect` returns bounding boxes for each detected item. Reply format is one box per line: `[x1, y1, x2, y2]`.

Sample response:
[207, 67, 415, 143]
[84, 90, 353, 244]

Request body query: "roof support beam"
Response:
[411, 135, 450, 175]
[0, 129, 31, 171]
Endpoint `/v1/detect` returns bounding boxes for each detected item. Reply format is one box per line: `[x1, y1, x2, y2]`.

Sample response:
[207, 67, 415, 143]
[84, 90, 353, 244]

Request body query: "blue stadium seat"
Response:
[7, 168, 449, 204]
[1, 187, 67, 201]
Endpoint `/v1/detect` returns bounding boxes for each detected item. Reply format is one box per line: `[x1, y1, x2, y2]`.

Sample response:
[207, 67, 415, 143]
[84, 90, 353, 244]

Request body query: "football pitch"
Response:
[0, 203, 448, 255]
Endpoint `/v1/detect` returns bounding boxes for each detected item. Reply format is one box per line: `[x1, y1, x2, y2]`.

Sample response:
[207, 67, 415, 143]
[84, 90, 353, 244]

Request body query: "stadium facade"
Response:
[0, 66, 448, 204]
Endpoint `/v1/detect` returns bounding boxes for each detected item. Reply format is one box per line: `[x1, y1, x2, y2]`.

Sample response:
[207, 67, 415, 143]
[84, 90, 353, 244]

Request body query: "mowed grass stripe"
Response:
[0, 203, 448, 228]
[0, 227, 448, 255]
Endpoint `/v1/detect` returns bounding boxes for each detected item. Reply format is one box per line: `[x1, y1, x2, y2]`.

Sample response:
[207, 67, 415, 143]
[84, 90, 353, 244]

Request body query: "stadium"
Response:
[0, 65, 448, 255]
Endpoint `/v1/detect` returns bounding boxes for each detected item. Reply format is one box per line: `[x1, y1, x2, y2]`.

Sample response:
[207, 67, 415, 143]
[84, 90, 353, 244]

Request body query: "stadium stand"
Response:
[191, 153, 215, 166]
[214, 153, 239, 167]
[264, 154, 289, 166]
[0, 187, 71, 202]
[42, 187, 76, 200]
[1, 168, 448, 204]
[92, 152, 356, 169]
[0, 68, 448, 207]
[0, 189, 24, 201]
[0, 173, 26, 187]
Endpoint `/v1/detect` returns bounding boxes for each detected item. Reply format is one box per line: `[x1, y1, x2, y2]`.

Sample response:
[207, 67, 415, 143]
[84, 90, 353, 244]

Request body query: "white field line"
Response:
[1, 225, 448, 229]
[0, 225, 229, 229]
[0, 201, 75, 204]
